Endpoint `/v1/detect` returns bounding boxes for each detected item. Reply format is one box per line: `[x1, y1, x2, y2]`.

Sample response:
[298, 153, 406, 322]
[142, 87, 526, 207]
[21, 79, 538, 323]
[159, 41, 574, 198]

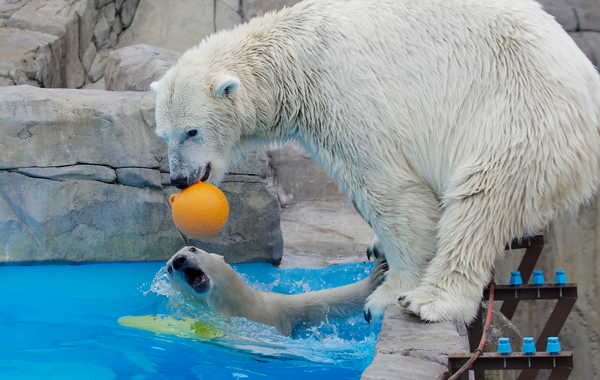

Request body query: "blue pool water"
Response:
[0, 262, 381, 380]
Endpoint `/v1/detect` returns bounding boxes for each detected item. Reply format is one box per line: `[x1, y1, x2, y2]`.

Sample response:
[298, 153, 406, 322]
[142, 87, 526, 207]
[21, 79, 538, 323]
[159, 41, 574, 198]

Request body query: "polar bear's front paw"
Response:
[363, 276, 403, 323]
[399, 284, 481, 323]
[363, 291, 390, 323]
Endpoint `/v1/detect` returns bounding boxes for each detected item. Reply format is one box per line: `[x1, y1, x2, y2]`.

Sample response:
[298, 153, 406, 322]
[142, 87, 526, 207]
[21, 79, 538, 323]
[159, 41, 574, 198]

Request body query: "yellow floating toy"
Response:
[118, 314, 223, 340]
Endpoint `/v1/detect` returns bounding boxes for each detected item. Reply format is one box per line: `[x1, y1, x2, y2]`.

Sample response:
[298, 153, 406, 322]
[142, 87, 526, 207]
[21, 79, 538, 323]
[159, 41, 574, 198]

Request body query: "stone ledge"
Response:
[0, 85, 283, 265]
[362, 304, 468, 380]
[17, 164, 117, 183]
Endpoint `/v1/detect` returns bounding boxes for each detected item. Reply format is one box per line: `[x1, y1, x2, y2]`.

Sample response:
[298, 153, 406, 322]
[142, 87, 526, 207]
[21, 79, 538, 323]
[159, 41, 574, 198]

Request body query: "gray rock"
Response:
[81, 42, 97, 73]
[17, 165, 117, 183]
[116, 167, 162, 188]
[161, 172, 171, 186]
[0, 77, 15, 87]
[267, 143, 343, 206]
[242, 0, 301, 21]
[215, 0, 242, 32]
[361, 304, 467, 380]
[583, 31, 600, 68]
[111, 13, 123, 35]
[93, 13, 111, 47]
[0, 86, 162, 170]
[119, 0, 139, 28]
[0, 171, 184, 263]
[0, 27, 61, 87]
[115, 0, 303, 53]
[0, 0, 34, 19]
[104, 44, 181, 91]
[74, 0, 97, 55]
[114, 0, 217, 53]
[569, 32, 598, 67]
[95, 0, 114, 8]
[104, 2, 116, 30]
[0, 85, 282, 264]
[7, 0, 86, 88]
[105, 29, 119, 49]
[88, 49, 109, 82]
[543, 5, 578, 31]
[279, 200, 373, 254]
[577, 6, 600, 32]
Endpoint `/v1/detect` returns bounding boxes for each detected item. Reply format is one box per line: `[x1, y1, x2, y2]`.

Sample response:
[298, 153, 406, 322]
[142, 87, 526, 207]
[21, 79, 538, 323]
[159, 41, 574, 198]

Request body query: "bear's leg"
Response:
[400, 192, 508, 323]
[363, 181, 440, 321]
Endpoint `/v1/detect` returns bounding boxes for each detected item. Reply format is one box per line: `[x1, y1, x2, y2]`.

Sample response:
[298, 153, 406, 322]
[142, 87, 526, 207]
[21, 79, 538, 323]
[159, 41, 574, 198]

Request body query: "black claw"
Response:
[364, 309, 372, 324]
[398, 295, 406, 301]
[366, 245, 380, 261]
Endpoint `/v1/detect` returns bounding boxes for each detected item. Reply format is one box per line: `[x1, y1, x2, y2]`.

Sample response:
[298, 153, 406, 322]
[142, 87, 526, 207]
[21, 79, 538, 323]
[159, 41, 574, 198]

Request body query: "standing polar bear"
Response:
[151, 0, 600, 323]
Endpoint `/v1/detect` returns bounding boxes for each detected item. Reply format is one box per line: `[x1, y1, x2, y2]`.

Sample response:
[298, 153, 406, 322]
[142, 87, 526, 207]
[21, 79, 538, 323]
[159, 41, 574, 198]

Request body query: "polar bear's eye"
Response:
[187, 129, 198, 138]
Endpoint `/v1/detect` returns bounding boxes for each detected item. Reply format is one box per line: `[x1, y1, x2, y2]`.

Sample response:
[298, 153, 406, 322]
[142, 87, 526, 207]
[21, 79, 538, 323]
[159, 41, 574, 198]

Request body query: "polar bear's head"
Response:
[151, 64, 245, 188]
[166, 246, 226, 303]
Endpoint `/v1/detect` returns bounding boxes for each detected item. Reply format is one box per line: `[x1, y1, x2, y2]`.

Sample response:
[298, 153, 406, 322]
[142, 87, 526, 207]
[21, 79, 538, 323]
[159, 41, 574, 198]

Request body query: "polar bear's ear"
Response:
[150, 81, 160, 93]
[213, 76, 240, 99]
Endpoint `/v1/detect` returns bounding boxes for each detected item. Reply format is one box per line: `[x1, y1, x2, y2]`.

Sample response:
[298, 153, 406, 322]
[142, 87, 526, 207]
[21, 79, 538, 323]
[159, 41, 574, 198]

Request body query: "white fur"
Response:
[153, 0, 600, 323]
[166, 247, 386, 336]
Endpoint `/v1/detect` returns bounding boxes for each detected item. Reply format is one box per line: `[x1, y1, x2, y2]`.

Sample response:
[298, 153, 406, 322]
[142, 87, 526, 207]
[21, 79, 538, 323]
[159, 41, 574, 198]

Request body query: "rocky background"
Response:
[1, 0, 600, 378]
[1, 0, 140, 88]
[0, 82, 283, 264]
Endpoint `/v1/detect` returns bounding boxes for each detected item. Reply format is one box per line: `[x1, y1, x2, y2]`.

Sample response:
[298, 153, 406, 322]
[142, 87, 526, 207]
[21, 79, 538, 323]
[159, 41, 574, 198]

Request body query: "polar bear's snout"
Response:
[170, 164, 211, 189]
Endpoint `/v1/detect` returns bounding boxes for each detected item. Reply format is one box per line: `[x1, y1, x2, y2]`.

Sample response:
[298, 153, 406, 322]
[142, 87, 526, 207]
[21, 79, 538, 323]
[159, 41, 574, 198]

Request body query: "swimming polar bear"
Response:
[166, 246, 387, 336]
[152, 0, 600, 323]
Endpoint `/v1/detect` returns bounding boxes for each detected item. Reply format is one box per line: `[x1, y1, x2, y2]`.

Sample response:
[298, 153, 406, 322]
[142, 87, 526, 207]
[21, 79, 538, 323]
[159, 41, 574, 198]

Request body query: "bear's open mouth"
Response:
[183, 267, 210, 293]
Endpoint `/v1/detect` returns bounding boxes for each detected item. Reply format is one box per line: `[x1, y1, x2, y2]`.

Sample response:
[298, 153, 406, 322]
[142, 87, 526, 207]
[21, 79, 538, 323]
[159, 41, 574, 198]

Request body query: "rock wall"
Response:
[115, 0, 301, 53]
[104, 44, 181, 91]
[0, 84, 283, 264]
[0, 0, 140, 88]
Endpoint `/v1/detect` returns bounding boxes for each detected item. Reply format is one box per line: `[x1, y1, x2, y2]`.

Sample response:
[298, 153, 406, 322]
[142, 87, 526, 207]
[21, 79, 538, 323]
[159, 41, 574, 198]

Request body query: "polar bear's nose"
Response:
[172, 254, 187, 270]
[171, 176, 189, 189]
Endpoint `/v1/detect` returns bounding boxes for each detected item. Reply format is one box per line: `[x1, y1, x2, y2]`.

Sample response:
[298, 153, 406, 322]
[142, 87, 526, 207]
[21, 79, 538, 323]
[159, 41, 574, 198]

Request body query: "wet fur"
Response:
[153, 0, 600, 323]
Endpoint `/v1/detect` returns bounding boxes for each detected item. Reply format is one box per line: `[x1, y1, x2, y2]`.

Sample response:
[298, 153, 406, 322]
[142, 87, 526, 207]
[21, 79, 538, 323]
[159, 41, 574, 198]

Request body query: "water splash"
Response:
[143, 266, 171, 297]
[143, 263, 382, 371]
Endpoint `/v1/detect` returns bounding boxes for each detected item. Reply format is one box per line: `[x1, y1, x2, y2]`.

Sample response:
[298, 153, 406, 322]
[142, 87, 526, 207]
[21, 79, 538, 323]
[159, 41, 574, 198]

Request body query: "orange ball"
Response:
[169, 182, 229, 239]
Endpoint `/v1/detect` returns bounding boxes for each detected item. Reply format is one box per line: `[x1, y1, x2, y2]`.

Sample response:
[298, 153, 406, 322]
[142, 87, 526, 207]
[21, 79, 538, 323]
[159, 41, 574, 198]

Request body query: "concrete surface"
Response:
[361, 304, 469, 380]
